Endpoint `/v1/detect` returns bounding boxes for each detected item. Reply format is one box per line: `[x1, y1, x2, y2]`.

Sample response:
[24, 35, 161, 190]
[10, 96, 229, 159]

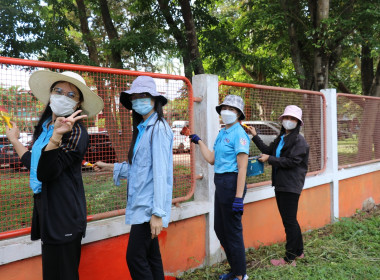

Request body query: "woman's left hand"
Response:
[150, 215, 163, 239]
[54, 110, 87, 135]
[259, 154, 270, 162]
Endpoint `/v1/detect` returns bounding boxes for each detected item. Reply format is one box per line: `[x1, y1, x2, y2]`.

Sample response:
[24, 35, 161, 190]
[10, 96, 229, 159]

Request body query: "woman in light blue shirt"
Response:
[94, 76, 173, 280]
[189, 95, 250, 280]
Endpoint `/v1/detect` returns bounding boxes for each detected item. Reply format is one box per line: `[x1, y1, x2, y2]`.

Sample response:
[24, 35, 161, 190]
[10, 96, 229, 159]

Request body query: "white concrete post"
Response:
[192, 74, 225, 265]
[321, 89, 339, 221]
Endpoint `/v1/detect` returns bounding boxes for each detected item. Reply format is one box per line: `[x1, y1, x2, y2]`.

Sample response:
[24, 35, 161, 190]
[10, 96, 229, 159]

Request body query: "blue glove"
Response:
[232, 197, 244, 214]
[189, 134, 201, 144]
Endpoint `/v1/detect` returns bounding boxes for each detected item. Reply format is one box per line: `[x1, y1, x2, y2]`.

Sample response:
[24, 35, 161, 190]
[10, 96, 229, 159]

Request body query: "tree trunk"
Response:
[95, 79, 130, 162]
[157, 0, 193, 81]
[281, 0, 313, 90]
[361, 44, 374, 95]
[313, 0, 329, 91]
[178, 0, 204, 75]
[357, 56, 380, 161]
[357, 100, 379, 162]
[76, 0, 99, 65]
[182, 53, 193, 82]
[98, 0, 123, 69]
[281, 0, 320, 170]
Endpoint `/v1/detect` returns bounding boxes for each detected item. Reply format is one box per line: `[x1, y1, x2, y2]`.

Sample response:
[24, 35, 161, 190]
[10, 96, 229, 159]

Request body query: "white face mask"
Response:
[221, 110, 237, 124]
[49, 94, 78, 117]
[282, 119, 297, 130]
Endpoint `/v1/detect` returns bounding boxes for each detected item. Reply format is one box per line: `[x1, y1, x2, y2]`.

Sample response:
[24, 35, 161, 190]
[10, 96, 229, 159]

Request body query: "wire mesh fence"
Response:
[0, 59, 194, 235]
[219, 82, 326, 187]
[337, 93, 380, 168]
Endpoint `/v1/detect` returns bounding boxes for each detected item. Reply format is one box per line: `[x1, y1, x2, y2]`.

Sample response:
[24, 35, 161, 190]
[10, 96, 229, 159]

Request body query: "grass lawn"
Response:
[0, 164, 192, 232]
[180, 206, 380, 280]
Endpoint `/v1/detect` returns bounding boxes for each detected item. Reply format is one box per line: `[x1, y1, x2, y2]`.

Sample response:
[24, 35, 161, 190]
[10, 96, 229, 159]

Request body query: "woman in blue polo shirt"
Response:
[189, 95, 250, 280]
[94, 76, 173, 280]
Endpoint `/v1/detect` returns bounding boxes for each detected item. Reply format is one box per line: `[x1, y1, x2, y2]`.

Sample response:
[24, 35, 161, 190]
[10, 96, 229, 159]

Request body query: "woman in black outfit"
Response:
[6, 70, 103, 279]
[247, 105, 309, 266]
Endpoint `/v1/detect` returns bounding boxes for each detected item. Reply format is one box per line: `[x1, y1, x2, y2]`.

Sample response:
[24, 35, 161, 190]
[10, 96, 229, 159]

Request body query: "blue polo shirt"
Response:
[213, 122, 250, 174]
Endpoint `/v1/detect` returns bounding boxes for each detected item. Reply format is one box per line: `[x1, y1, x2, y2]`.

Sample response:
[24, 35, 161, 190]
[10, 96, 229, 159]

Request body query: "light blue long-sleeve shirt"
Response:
[113, 113, 174, 227]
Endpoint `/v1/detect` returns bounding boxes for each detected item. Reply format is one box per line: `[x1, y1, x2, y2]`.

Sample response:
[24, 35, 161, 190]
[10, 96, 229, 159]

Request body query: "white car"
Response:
[242, 121, 281, 145]
[171, 120, 189, 133]
[220, 121, 281, 146]
[19, 132, 33, 146]
[173, 129, 190, 153]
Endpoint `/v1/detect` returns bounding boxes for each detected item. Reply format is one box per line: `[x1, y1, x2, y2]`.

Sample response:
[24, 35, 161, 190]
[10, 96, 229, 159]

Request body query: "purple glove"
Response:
[189, 134, 201, 144]
[232, 197, 244, 214]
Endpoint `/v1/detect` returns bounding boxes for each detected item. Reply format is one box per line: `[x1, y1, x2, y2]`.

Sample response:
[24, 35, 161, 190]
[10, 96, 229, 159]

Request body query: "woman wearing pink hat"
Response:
[247, 105, 309, 267]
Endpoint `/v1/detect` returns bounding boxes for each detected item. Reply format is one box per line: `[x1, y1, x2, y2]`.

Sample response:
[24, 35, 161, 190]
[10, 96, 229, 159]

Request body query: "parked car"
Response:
[220, 121, 281, 146]
[19, 133, 33, 146]
[0, 142, 32, 169]
[242, 121, 281, 145]
[173, 130, 190, 153]
[84, 131, 117, 165]
[172, 120, 189, 133]
[0, 134, 32, 169]
[0, 135, 11, 148]
[0, 131, 118, 170]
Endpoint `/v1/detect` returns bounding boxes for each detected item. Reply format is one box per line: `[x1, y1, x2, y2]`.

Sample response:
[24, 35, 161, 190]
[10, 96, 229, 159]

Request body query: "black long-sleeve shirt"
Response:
[252, 133, 309, 194]
[22, 122, 89, 244]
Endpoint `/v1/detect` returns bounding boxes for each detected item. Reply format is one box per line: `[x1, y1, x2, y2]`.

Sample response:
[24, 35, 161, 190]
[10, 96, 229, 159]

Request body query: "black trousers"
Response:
[275, 191, 304, 261]
[41, 235, 82, 280]
[126, 222, 165, 280]
[214, 172, 246, 277]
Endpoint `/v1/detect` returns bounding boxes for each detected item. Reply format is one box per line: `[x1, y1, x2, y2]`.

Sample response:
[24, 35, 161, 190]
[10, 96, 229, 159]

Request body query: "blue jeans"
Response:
[214, 172, 246, 276]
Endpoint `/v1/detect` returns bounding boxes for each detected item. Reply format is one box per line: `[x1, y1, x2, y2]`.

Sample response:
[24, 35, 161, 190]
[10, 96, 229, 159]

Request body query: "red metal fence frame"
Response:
[218, 81, 327, 188]
[0, 56, 195, 240]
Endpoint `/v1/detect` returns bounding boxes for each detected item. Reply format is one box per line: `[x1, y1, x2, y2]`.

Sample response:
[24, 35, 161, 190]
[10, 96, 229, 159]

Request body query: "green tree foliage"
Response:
[0, 0, 379, 94]
[0, 0, 43, 58]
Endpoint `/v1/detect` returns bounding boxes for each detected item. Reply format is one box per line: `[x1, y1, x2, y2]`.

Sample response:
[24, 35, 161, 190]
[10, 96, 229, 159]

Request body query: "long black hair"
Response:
[32, 106, 53, 144]
[272, 120, 302, 153]
[127, 96, 166, 164]
[32, 81, 83, 144]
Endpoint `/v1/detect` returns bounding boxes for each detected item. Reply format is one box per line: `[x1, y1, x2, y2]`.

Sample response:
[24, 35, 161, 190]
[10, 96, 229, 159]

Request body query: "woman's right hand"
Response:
[5, 121, 20, 143]
[246, 126, 257, 136]
[93, 161, 114, 172]
[189, 134, 201, 144]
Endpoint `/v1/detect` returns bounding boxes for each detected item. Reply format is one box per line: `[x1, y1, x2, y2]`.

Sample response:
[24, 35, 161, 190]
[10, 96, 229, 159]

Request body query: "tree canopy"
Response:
[0, 0, 379, 93]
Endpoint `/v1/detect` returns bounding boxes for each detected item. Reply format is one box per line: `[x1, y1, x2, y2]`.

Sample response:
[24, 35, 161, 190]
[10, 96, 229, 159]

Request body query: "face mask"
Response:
[282, 119, 297, 130]
[131, 98, 154, 116]
[49, 94, 78, 117]
[221, 110, 237, 124]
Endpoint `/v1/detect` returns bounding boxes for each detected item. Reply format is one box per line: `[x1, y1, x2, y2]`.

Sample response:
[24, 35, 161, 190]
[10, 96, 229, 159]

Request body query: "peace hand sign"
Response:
[54, 110, 87, 135]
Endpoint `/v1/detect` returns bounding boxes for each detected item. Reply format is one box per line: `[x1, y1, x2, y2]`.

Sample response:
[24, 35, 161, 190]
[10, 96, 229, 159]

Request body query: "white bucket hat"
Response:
[120, 76, 167, 110]
[215, 95, 246, 120]
[29, 70, 104, 118]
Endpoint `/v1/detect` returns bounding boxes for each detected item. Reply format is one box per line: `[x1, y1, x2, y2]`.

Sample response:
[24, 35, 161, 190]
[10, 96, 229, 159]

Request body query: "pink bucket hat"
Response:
[279, 105, 303, 126]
